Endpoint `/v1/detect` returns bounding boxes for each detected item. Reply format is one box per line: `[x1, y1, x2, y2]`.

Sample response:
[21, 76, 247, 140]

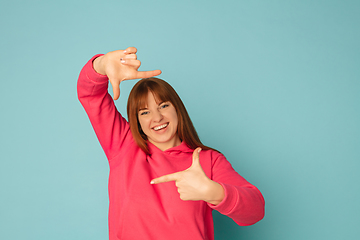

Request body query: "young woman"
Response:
[77, 47, 265, 240]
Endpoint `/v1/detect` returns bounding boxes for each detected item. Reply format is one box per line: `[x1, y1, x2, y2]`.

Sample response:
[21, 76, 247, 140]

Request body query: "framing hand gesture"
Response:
[151, 148, 225, 205]
[93, 47, 162, 100]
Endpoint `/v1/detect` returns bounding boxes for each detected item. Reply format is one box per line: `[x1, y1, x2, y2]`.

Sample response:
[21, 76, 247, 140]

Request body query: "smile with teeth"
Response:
[153, 123, 169, 131]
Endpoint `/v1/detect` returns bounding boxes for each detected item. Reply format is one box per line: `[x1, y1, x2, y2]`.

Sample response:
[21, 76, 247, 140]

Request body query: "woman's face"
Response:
[138, 91, 181, 151]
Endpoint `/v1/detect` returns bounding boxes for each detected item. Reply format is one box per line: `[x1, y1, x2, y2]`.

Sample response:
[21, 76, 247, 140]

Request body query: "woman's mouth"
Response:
[153, 123, 169, 131]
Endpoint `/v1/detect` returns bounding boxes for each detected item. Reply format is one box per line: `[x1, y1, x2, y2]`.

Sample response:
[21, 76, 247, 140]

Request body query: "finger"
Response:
[190, 147, 202, 168]
[135, 69, 162, 79]
[123, 47, 137, 54]
[120, 59, 141, 69]
[110, 79, 120, 100]
[123, 54, 137, 60]
[150, 172, 180, 184]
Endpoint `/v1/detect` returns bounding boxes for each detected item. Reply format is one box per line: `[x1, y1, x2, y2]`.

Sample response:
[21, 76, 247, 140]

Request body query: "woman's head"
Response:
[127, 77, 206, 154]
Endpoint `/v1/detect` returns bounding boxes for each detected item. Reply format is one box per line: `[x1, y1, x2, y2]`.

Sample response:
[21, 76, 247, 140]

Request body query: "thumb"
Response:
[109, 79, 120, 100]
[189, 147, 202, 169]
[150, 171, 181, 185]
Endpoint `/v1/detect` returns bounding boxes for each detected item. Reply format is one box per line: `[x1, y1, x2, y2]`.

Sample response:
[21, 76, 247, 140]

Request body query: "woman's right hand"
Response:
[93, 47, 162, 100]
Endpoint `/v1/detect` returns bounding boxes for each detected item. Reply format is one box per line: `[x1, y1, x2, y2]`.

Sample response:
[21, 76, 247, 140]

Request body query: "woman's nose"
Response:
[153, 110, 163, 122]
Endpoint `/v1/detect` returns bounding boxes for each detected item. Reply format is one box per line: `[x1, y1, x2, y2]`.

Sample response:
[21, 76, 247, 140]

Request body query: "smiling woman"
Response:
[127, 77, 214, 154]
[136, 91, 181, 151]
[78, 47, 265, 240]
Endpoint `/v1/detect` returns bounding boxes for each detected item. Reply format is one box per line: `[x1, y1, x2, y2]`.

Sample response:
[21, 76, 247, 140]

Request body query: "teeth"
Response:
[154, 123, 168, 131]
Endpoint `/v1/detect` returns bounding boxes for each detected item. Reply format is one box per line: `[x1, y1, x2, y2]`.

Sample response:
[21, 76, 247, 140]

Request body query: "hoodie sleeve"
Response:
[208, 153, 265, 226]
[77, 55, 132, 161]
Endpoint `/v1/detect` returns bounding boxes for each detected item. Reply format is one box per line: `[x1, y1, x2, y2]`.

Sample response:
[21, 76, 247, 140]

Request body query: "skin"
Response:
[151, 148, 225, 205]
[93, 47, 224, 205]
[138, 92, 182, 151]
[93, 47, 162, 100]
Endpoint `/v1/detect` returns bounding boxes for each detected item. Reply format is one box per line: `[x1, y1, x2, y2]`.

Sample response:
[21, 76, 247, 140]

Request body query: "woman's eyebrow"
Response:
[159, 101, 171, 105]
[138, 107, 148, 111]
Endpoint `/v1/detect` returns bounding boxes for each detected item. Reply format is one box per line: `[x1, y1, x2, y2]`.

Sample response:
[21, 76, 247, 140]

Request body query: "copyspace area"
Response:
[0, 1, 359, 239]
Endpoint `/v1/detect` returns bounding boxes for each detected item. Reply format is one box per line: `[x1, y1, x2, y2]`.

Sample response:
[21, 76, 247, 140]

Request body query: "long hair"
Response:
[127, 77, 216, 154]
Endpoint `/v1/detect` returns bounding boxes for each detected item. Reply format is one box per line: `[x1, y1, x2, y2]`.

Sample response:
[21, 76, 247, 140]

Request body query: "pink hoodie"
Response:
[77, 55, 265, 240]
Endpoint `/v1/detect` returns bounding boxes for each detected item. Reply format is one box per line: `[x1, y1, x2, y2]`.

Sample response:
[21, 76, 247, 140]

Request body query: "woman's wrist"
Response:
[205, 180, 225, 205]
[93, 55, 106, 75]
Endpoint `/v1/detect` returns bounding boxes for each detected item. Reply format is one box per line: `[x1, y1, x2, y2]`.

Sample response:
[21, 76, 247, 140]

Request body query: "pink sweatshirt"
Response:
[77, 55, 265, 240]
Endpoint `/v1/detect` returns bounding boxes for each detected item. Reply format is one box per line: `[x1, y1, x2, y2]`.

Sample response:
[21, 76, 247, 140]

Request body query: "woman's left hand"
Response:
[150, 148, 225, 205]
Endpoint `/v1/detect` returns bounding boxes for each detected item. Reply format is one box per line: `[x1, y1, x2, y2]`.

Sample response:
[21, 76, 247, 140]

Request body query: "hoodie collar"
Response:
[148, 141, 194, 155]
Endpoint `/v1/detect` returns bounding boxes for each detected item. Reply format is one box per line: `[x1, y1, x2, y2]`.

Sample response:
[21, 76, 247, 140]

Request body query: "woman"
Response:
[77, 47, 265, 240]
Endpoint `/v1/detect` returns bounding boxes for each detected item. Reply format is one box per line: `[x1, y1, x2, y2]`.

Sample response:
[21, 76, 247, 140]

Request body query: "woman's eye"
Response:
[140, 111, 149, 116]
[160, 103, 169, 109]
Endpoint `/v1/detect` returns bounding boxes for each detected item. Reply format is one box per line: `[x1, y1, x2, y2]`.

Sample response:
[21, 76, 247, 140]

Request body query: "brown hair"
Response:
[127, 77, 216, 154]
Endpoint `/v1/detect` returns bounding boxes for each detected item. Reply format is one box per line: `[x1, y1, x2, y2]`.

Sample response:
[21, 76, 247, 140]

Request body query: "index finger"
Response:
[135, 69, 162, 79]
[150, 171, 180, 184]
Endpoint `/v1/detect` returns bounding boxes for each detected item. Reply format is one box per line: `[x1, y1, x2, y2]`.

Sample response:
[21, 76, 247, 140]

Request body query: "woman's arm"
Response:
[208, 153, 265, 226]
[150, 147, 264, 225]
[77, 47, 161, 160]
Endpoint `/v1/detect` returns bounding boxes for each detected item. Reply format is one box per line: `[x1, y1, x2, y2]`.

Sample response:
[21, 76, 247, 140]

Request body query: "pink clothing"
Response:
[77, 55, 265, 240]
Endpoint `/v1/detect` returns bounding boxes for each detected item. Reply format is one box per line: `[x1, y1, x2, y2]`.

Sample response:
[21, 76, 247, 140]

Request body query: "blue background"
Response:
[1, 1, 359, 239]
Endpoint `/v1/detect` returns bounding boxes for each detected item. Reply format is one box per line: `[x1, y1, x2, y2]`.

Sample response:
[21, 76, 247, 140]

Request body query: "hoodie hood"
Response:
[148, 141, 194, 155]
